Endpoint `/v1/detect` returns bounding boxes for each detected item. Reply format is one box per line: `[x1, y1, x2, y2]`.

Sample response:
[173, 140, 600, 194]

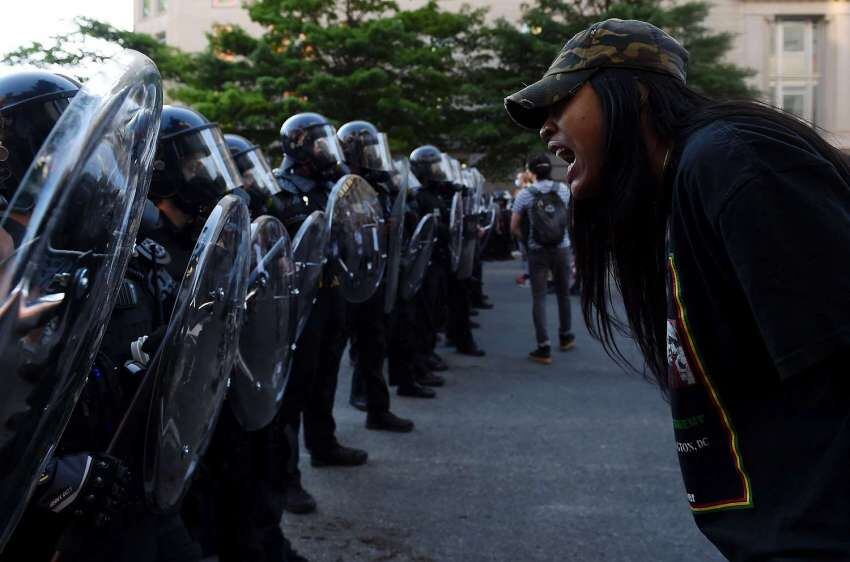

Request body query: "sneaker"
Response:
[310, 443, 368, 467]
[283, 481, 317, 515]
[366, 411, 415, 433]
[559, 334, 576, 352]
[529, 345, 552, 365]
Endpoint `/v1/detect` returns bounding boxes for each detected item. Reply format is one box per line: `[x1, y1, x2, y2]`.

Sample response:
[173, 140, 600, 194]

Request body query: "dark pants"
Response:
[387, 297, 419, 388]
[349, 286, 391, 414]
[185, 407, 291, 562]
[528, 246, 572, 346]
[277, 285, 349, 485]
[51, 513, 201, 562]
[446, 274, 475, 350]
[416, 260, 447, 358]
[470, 256, 485, 305]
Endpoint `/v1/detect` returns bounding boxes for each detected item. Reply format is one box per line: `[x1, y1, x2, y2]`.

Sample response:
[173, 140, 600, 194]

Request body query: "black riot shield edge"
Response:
[324, 174, 386, 304]
[0, 50, 162, 550]
[383, 186, 407, 314]
[398, 213, 436, 302]
[291, 210, 327, 343]
[231, 215, 295, 431]
[142, 194, 250, 513]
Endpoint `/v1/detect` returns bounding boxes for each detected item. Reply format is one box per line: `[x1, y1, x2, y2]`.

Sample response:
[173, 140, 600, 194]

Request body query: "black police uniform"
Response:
[269, 166, 350, 475]
[1, 227, 202, 562]
[413, 184, 452, 361]
[347, 183, 394, 414]
[191, 136, 307, 562]
[386, 190, 432, 390]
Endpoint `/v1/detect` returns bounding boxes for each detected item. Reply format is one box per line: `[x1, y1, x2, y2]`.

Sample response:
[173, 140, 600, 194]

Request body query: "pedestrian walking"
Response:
[506, 18, 850, 561]
[510, 154, 575, 364]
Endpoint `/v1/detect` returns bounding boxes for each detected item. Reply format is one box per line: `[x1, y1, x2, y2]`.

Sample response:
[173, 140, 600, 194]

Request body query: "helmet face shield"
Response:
[299, 124, 345, 170]
[430, 154, 453, 183]
[0, 96, 73, 208]
[159, 125, 241, 209]
[235, 147, 280, 198]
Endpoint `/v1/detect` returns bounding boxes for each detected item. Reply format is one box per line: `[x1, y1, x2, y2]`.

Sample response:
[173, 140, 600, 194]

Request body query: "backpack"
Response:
[527, 185, 568, 247]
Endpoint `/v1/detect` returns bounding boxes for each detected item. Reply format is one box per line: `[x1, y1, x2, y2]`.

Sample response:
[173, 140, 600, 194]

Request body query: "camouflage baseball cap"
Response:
[504, 19, 689, 130]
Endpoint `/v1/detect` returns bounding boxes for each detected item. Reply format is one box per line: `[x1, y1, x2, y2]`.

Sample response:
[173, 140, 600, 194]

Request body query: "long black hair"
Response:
[572, 68, 850, 394]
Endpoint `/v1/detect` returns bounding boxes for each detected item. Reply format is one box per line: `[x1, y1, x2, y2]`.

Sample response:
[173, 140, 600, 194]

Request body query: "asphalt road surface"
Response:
[284, 259, 726, 562]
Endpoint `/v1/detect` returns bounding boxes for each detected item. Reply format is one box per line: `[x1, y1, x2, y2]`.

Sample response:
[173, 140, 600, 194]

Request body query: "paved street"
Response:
[285, 259, 725, 562]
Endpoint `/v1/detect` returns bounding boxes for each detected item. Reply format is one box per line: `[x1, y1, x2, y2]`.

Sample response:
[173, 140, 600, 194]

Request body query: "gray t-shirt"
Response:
[512, 179, 571, 249]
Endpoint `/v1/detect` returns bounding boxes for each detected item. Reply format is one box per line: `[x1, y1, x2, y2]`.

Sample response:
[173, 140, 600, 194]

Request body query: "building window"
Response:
[158, 0, 167, 14]
[142, 0, 151, 17]
[211, 0, 239, 7]
[769, 18, 820, 122]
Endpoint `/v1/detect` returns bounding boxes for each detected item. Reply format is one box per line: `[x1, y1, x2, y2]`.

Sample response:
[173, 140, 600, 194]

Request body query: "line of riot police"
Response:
[0, 51, 498, 561]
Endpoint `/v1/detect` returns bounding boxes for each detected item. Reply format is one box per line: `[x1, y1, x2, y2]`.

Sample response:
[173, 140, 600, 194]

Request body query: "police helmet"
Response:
[279, 112, 345, 175]
[150, 105, 242, 217]
[0, 70, 80, 210]
[224, 133, 280, 199]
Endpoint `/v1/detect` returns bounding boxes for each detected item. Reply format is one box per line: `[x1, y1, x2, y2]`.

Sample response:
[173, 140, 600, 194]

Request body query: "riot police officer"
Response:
[444, 163, 486, 352]
[337, 121, 421, 428]
[148, 128, 300, 562]
[268, 112, 368, 516]
[0, 78, 207, 560]
[410, 146, 485, 360]
[0, 68, 141, 562]
[224, 133, 282, 217]
[384, 160, 445, 396]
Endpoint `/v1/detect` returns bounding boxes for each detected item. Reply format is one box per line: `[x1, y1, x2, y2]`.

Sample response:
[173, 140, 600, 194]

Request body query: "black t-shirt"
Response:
[666, 116, 850, 561]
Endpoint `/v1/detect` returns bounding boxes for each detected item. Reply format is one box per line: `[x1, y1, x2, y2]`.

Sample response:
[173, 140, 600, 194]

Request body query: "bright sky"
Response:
[0, 0, 132, 68]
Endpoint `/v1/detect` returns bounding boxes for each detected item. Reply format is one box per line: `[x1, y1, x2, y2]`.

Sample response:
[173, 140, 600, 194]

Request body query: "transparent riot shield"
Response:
[383, 186, 407, 314]
[0, 50, 162, 550]
[398, 213, 436, 302]
[478, 203, 498, 255]
[142, 194, 250, 513]
[449, 191, 464, 272]
[325, 175, 386, 303]
[231, 215, 295, 431]
[291, 210, 327, 342]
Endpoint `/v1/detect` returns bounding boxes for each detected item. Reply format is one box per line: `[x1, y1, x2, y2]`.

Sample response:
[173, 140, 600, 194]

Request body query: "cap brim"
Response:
[504, 69, 595, 130]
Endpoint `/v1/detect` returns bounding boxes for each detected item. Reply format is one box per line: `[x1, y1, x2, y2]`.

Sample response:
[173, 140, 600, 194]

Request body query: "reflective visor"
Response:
[433, 154, 454, 183]
[304, 124, 345, 169]
[0, 97, 72, 208]
[163, 125, 241, 204]
[235, 148, 280, 198]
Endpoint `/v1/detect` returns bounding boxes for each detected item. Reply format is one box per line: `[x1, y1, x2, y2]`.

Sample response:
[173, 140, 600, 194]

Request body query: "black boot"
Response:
[283, 480, 317, 515]
[416, 371, 445, 387]
[366, 411, 415, 432]
[310, 443, 368, 467]
[457, 344, 485, 357]
[426, 352, 449, 372]
[397, 382, 436, 398]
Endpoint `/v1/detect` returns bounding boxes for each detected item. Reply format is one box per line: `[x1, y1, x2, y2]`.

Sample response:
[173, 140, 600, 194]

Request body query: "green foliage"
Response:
[2, 0, 754, 180]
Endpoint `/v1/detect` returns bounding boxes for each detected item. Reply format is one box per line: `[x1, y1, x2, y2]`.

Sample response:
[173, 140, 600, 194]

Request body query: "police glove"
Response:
[35, 453, 131, 528]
